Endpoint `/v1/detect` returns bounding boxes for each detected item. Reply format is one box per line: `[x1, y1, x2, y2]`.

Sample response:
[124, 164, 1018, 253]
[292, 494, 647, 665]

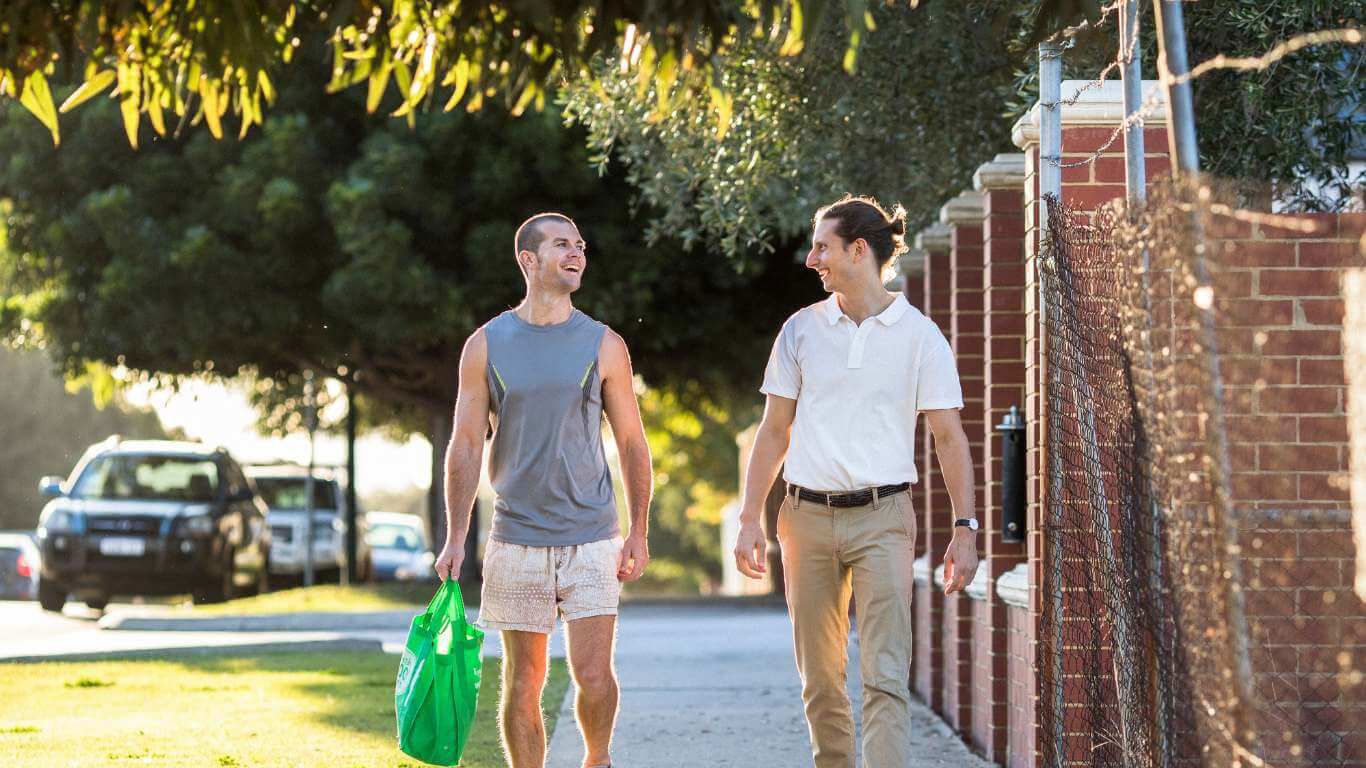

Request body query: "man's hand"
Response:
[617, 532, 649, 582]
[732, 520, 768, 580]
[434, 540, 465, 582]
[942, 528, 979, 595]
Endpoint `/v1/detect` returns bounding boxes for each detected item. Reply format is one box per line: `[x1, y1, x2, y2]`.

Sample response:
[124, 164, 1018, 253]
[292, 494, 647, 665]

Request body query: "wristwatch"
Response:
[954, 518, 980, 531]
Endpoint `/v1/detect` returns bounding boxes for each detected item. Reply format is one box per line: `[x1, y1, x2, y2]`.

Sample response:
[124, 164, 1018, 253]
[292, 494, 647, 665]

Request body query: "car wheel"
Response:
[85, 595, 110, 612]
[37, 579, 66, 613]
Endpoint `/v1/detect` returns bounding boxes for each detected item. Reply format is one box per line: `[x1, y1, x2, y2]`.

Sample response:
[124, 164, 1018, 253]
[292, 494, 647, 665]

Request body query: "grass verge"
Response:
[0, 650, 569, 767]
[176, 581, 476, 616]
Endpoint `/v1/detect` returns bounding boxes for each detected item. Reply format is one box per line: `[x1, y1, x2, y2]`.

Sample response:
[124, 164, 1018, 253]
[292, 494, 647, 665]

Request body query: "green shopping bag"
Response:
[395, 579, 485, 766]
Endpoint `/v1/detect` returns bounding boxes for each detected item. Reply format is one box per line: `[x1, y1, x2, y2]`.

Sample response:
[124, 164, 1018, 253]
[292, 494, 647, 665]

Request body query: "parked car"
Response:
[244, 464, 370, 584]
[364, 511, 435, 582]
[35, 437, 272, 611]
[0, 531, 41, 601]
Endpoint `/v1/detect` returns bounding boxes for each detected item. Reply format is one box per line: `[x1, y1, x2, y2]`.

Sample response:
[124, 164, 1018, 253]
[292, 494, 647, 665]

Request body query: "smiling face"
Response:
[806, 216, 870, 294]
[519, 218, 587, 294]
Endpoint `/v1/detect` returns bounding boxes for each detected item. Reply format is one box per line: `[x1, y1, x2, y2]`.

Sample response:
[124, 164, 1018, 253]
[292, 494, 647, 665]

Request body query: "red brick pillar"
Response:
[898, 248, 928, 562]
[939, 191, 986, 734]
[966, 152, 1029, 764]
[913, 223, 952, 711]
[1011, 79, 1171, 766]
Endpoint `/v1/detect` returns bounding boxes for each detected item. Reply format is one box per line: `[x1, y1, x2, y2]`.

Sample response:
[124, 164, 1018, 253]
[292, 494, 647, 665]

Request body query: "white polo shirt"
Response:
[760, 293, 963, 492]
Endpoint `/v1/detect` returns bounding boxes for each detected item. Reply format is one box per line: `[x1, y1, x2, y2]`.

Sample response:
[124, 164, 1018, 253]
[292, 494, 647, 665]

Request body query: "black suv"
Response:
[35, 438, 272, 611]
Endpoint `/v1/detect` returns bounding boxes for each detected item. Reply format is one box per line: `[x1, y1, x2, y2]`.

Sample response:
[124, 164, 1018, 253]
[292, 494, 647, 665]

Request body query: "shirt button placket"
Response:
[848, 324, 871, 369]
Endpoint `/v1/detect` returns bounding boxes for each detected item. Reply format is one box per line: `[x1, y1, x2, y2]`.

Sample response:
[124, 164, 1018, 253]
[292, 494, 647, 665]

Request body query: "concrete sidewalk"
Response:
[544, 602, 992, 768]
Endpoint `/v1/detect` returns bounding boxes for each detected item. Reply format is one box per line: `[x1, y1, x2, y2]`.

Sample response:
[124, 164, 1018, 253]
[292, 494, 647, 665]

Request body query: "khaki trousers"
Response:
[778, 487, 917, 768]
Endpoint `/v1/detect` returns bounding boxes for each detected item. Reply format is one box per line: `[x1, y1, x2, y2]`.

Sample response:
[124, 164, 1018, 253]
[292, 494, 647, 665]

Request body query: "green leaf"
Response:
[634, 45, 657, 100]
[200, 80, 224, 140]
[842, 28, 861, 74]
[779, 0, 805, 57]
[654, 50, 678, 114]
[20, 72, 60, 145]
[510, 81, 537, 117]
[59, 69, 116, 113]
[366, 60, 393, 114]
[258, 71, 275, 104]
[442, 57, 471, 111]
[117, 64, 142, 148]
[710, 86, 733, 140]
[147, 97, 167, 136]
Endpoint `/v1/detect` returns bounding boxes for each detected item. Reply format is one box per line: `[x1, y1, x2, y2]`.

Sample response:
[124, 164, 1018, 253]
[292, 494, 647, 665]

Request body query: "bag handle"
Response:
[423, 580, 476, 660]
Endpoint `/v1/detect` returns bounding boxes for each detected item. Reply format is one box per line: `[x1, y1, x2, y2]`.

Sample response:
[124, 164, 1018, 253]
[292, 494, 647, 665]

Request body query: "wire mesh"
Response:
[1037, 179, 1365, 768]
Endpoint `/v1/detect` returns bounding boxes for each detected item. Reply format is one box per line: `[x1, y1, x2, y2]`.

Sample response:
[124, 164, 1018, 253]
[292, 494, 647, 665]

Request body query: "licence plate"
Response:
[99, 537, 146, 557]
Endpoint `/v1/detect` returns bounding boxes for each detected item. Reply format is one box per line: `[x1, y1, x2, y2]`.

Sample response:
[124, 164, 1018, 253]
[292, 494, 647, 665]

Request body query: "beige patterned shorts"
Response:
[478, 536, 624, 634]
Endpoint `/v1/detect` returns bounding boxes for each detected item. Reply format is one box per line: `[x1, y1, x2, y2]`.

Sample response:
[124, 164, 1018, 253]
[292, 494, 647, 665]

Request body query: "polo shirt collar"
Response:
[823, 293, 911, 327]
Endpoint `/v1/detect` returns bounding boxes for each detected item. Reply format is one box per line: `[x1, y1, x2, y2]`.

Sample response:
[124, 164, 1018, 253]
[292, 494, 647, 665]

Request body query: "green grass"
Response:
[0, 651, 570, 767]
[178, 582, 473, 616]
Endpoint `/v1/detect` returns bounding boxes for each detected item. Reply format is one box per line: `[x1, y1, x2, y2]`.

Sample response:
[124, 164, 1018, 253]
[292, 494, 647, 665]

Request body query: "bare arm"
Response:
[925, 407, 979, 595]
[733, 394, 796, 579]
[600, 329, 653, 581]
[434, 329, 490, 581]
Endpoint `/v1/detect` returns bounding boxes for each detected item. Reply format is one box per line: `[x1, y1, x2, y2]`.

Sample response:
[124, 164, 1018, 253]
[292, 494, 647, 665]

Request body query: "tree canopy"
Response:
[566, 0, 1364, 261]
[0, 0, 852, 147]
[563, 0, 1028, 265]
[0, 2, 1108, 148]
[0, 45, 822, 581]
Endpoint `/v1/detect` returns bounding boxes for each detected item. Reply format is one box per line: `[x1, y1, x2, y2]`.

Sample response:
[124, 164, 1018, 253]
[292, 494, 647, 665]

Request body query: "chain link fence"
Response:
[1037, 179, 1364, 768]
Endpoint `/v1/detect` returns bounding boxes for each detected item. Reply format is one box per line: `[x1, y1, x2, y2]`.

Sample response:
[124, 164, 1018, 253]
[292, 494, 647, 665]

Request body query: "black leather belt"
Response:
[789, 482, 910, 508]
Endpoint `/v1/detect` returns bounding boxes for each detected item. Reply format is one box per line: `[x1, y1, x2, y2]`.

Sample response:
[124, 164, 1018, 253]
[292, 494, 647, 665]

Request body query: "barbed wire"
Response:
[1040, 27, 1363, 171]
[1043, 0, 1122, 47]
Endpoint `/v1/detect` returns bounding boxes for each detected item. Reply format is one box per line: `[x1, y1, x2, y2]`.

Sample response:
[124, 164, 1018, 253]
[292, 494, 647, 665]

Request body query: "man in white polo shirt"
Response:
[733, 194, 980, 768]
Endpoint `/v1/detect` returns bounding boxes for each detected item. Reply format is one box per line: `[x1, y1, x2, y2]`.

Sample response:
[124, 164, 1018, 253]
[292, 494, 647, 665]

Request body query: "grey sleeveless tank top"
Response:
[484, 308, 619, 546]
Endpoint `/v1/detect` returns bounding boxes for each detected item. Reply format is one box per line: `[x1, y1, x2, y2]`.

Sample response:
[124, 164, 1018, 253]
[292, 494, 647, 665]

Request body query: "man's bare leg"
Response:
[565, 614, 619, 768]
[501, 629, 551, 768]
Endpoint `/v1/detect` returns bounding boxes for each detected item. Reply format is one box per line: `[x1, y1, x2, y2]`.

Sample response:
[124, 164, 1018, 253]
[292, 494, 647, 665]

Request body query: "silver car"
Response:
[364, 511, 435, 582]
[245, 465, 370, 583]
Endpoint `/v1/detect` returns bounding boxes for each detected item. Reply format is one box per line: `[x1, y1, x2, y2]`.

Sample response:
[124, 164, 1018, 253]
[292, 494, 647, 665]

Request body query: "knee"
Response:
[573, 665, 618, 700]
[862, 675, 911, 707]
[800, 670, 848, 703]
[504, 663, 547, 706]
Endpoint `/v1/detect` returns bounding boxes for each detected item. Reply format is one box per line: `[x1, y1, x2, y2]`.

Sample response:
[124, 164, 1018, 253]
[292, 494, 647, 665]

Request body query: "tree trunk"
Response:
[344, 385, 359, 585]
[426, 409, 481, 584]
[428, 409, 452, 552]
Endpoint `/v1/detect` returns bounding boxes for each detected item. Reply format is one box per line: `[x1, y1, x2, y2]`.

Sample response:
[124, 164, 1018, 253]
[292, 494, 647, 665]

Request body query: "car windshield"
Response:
[253, 478, 335, 510]
[367, 523, 423, 552]
[71, 455, 219, 502]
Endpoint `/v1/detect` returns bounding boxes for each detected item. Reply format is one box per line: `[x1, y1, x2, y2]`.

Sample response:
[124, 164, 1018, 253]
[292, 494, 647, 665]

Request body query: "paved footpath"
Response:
[545, 601, 992, 768]
[3, 598, 993, 766]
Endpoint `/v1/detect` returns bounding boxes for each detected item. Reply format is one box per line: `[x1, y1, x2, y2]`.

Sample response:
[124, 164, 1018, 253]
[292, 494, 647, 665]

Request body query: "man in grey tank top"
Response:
[435, 212, 653, 768]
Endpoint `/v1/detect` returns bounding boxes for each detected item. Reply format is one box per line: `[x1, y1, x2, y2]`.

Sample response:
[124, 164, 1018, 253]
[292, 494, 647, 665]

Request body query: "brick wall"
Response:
[1006, 598, 1036, 768]
[941, 193, 986, 734]
[968, 154, 1030, 764]
[915, 228, 952, 710]
[902, 260, 930, 562]
[1212, 214, 1366, 765]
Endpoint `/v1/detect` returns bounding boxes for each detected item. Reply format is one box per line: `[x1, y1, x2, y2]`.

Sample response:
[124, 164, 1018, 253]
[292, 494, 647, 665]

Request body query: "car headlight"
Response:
[331, 517, 346, 533]
[178, 514, 215, 537]
[41, 509, 82, 533]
